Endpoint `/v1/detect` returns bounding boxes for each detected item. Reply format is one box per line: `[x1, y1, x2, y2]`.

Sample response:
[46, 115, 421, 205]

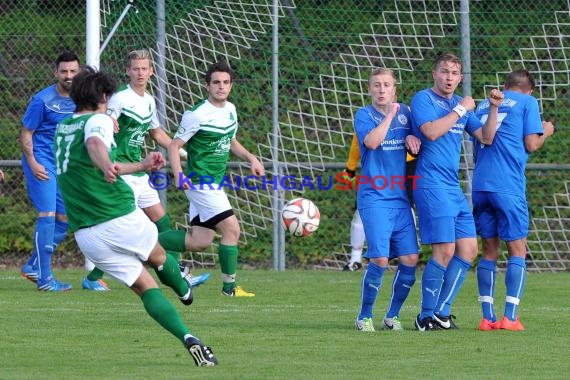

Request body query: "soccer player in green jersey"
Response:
[107, 49, 210, 289]
[55, 67, 217, 366]
[161, 61, 265, 297]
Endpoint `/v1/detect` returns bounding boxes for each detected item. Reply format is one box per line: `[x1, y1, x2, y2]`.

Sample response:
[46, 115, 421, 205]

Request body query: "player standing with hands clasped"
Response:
[473, 69, 555, 331]
[354, 68, 421, 332]
[411, 53, 504, 331]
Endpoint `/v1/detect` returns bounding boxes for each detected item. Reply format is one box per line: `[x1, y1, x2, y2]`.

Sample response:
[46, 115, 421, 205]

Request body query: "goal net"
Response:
[99, 0, 570, 271]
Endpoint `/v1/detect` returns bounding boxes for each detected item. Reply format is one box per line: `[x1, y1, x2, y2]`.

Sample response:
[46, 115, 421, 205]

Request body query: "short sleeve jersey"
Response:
[473, 90, 543, 194]
[22, 84, 76, 167]
[354, 104, 412, 209]
[107, 84, 160, 175]
[174, 99, 238, 184]
[411, 88, 482, 189]
[55, 113, 135, 232]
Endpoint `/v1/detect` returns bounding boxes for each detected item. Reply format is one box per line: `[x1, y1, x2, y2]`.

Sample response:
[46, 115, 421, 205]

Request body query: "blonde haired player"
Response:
[107, 49, 209, 288]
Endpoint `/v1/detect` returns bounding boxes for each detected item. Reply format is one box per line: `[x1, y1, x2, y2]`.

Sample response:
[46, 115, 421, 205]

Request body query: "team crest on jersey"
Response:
[229, 112, 235, 122]
[398, 114, 408, 125]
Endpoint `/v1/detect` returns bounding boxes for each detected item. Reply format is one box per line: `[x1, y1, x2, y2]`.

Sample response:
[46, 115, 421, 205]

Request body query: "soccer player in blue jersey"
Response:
[473, 69, 555, 331]
[353, 68, 421, 332]
[19, 51, 106, 291]
[410, 53, 504, 330]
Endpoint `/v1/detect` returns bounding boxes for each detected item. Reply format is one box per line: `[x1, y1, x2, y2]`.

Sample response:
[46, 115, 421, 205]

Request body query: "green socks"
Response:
[153, 253, 189, 298]
[219, 244, 238, 293]
[158, 230, 187, 253]
[141, 288, 189, 343]
[86, 267, 105, 281]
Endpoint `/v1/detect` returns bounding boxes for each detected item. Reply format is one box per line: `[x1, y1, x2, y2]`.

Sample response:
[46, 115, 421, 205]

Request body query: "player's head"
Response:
[126, 49, 153, 89]
[431, 52, 463, 98]
[205, 61, 234, 105]
[54, 50, 81, 94]
[504, 69, 535, 94]
[368, 67, 397, 107]
[70, 66, 117, 112]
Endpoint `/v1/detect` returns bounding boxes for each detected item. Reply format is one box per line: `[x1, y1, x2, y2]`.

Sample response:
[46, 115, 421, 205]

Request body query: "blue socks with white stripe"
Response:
[504, 256, 526, 321]
[477, 258, 497, 321]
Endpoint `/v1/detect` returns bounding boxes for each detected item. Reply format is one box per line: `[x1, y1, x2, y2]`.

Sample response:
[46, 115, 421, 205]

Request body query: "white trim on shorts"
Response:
[184, 187, 232, 223]
[74, 208, 158, 287]
[122, 173, 161, 209]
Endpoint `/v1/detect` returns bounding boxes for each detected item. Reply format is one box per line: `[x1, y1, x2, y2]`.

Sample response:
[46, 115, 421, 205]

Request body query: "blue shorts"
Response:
[359, 207, 418, 259]
[22, 158, 66, 214]
[472, 191, 528, 241]
[414, 188, 476, 244]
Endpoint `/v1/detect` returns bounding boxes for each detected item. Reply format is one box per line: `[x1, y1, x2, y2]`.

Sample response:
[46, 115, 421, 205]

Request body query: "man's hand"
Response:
[103, 163, 120, 183]
[30, 161, 49, 180]
[405, 135, 421, 156]
[250, 157, 265, 176]
[387, 102, 400, 117]
[488, 89, 504, 107]
[542, 119, 555, 138]
[459, 96, 476, 111]
[142, 152, 166, 172]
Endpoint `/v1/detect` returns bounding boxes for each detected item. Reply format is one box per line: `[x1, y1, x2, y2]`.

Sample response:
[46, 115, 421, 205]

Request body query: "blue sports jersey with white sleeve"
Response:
[411, 89, 482, 189]
[473, 90, 543, 194]
[354, 103, 412, 209]
[22, 84, 76, 167]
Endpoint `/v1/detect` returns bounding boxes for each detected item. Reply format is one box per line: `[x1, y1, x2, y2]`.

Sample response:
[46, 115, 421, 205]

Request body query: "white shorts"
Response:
[122, 174, 161, 209]
[74, 208, 158, 287]
[184, 187, 232, 223]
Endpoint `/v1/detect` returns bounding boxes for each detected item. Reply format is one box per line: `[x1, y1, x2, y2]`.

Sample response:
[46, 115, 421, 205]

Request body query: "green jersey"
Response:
[107, 84, 160, 176]
[55, 113, 135, 232]
[174, 99, 238, 184]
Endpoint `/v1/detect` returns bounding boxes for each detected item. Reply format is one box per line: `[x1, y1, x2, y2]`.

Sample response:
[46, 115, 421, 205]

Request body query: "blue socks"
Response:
[357, 261, 386, 320]
[385, 263, 416, 318]
[419, 258, 446, 320]
[35, 216, 56, 282]
[477, 258, 497, 321]
[435, 255, 472, 317]
[504, 256, 526, 321]
[53, 219, 68, 247]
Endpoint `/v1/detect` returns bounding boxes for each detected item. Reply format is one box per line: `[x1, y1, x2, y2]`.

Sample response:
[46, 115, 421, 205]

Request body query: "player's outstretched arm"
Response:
[230, 138, 265, 176]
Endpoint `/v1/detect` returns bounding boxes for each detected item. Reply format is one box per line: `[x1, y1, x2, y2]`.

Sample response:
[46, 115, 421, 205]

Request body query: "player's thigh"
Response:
[22, 162, 57, 212]
[391, 208, 419, 257]
[185, 188, 232, 223]
[359, 207, 396, 258]
[74, 208, 158, 287]
[414, 188, 457, 244]
[490, 192, 529, 241]
[453, 190, 476, 240]
[473, 191, 498, 238]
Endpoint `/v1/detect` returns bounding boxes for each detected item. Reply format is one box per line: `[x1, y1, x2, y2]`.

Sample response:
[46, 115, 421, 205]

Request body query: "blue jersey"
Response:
[22, 84, 76, 167]
[354, 103, 412, 209]
[411, 89, 482, 189]
[473, 90, 543, 194]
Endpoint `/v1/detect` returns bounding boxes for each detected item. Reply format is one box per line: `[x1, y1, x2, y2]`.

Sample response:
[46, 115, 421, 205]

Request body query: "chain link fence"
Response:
[1, 1, 569, 270]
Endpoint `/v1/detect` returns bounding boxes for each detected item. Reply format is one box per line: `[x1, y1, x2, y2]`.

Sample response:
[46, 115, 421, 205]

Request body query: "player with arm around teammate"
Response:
[410, 52, 504, 331]
[354, 67, 421, 332]
[55, 67, 217, 366]
[473, 69, 555, 331]
[107, 49, 209, 288]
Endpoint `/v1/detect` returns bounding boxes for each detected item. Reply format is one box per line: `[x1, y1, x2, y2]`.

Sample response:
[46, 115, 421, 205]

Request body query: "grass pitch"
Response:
[1, 268, 569, 379]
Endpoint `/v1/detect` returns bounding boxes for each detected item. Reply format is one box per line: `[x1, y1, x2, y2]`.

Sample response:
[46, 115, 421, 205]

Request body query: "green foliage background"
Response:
[0, 1, 568, 267]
